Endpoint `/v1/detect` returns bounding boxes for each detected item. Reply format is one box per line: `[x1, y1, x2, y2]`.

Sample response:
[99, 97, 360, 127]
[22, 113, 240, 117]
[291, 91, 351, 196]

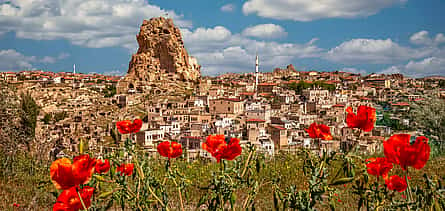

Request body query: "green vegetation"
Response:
[1, 150, 444, 210]
[103, 85, 116, 98]
[287, 80, 335, 94]
[53, 111, 67, 122]
[376, 112, 410, 131]
[409, 98, 445, 157]
[439, 80, 445, 88]
[42, 111, 68, 124]
[42, 113, 52, 124]
[20, 92, 40, 150]
[410, 98, 445, 142]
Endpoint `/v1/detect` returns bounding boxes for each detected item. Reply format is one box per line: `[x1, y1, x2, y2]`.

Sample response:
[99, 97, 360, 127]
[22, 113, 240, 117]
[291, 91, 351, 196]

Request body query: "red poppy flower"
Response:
[305, 122, 333, 140]
[95, 159, 110, 174]
[50, 154, 96, 190]
[157, 141, 183, 159]
[116, 163, 134, 176]
[366, 157, 393, 178]
[53, 186, 94, 211]
[13, 203, 19, 207]
[116, 119, 143, 134]
[385, 175, 407, 192]
[202, 135, 226, 155]
[383, 134, 430, 170]
[202, 135, 242, 162]
[346, 106, 376, 132]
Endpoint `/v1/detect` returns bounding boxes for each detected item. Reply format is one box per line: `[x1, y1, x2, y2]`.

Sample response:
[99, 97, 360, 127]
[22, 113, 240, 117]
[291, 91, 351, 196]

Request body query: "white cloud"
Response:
[325, 38, 433, 64]
[435, 33, 445, 44]
[39, 52, 70, 64]
[242, 24, 287, 39]
[242, 0, 406, 21]
[381, 65, 402, 74]
[57, 52, 70, 60]
[410, 30, 445, 46]
[221, 4, 235, 12]
[0, 49, 71, 70]
[341, 67, 368, 75]
[40, 56, 57, 64]
[182, 26, 322, 75]
[102, 70, 125, 76]
[0, 0, 191, 49]
[0, 49, 35, 70]
[381, 57, 445, 77]
[405, 57, 445, 75]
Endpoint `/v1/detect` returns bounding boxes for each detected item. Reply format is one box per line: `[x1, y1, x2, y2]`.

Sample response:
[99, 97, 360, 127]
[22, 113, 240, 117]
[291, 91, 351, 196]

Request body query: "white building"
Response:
[136, 129, 165, 148]
[215, 117, 233, 128]
[259, 137, 274, 155]
[53, 77, 62, 84]
[160, 121, 181, 136]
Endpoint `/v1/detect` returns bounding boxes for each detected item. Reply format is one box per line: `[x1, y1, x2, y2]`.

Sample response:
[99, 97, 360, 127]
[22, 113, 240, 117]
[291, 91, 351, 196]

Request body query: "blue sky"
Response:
[0, 0, 444, 77]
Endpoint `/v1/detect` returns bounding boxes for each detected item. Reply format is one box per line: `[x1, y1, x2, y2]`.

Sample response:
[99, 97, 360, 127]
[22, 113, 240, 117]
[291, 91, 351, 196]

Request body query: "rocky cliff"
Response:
[118, 17, 200, 95]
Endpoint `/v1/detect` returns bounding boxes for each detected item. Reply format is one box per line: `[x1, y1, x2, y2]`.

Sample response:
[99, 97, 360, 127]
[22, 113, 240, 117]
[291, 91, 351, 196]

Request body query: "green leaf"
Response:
[79, 139, 85, 154]
[94, 175, 106, 182]
[98, 191, 114, 199]
[230, 192, 237, 208]
[330, 177, 354, 185]
[197, 195, 207, 208]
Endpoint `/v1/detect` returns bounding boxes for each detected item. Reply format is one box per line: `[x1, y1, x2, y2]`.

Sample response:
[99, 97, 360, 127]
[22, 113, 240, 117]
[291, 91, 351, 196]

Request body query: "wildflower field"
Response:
[1, 106, 445, 210]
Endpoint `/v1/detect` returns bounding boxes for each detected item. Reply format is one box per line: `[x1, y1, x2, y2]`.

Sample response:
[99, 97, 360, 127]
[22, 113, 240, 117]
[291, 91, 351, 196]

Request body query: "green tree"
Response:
[42, 113, 52, 124]
[438, 80, 445, 88]
[410, 98, 445, 141]
[0, 82, 24, 153]
[103, 85, 117, 98]
[20, 91, 40, 150]
[53, 111, 67, 122]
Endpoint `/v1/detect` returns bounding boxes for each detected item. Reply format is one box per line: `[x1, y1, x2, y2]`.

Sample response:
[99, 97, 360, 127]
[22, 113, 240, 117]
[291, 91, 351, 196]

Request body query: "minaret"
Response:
[72, 64, 76, 89]
[254, 54, 259, 98]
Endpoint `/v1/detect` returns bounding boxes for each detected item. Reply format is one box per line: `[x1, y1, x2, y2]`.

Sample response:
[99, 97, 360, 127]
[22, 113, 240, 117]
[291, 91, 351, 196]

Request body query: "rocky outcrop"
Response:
[272, 64, 298, 78]
[118, 17, 200, 95]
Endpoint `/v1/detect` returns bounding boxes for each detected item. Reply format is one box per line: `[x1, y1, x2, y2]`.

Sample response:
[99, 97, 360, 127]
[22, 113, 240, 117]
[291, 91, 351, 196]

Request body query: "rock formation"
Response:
[272, 64, 298, 78]
[118, 17, 200, 95]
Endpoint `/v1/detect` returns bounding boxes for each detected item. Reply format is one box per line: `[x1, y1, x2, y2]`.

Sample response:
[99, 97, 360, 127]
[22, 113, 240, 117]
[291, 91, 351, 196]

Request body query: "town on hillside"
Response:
[2, 63, 445, 160]
[1, 17, 444, 161]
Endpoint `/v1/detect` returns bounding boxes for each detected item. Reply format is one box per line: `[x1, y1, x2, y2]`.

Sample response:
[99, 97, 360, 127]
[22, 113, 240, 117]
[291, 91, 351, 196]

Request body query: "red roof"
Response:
[332, 104, 345, 107]
[270, 125, 286, 130]
[223, 98, 242, 102]
[258, 93, 271, 97]
[258, 83, 277, 86]
[246, 119, 266, 122]
[240, 92, 255, 96]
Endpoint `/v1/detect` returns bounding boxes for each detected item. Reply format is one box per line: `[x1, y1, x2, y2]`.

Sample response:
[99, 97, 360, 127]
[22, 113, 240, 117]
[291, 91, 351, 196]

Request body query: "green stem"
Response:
[405, 169, 413, 202]
[172, 179, 185, 211]
[77, 188, 88, 211]
[147, 184, 168, 210]
[241, 150, 253, 178]
[220, 160, 225, 210]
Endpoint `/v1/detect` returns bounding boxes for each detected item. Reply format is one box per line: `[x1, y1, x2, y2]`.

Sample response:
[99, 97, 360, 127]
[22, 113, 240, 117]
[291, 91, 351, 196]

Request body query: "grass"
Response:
[1, 151, 444, 210]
